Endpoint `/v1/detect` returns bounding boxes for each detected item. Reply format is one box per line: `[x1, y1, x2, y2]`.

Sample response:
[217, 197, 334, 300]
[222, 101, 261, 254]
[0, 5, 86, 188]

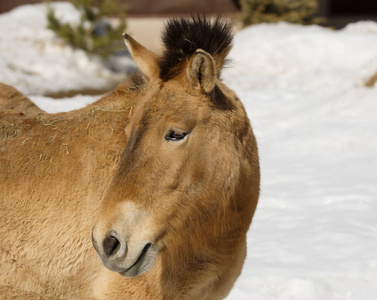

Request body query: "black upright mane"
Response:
[159, 17, 233, 81]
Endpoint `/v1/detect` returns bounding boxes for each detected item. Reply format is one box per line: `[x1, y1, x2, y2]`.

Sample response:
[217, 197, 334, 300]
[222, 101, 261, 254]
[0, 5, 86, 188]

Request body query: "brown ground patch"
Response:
[45, 87, 115, 98]
[365, 71, 377, 87]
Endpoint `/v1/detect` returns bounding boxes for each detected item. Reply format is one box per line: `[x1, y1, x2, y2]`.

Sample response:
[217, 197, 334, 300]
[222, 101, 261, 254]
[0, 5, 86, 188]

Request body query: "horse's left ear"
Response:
[123, 33, 160, 79]
[187, 49, 217, 94]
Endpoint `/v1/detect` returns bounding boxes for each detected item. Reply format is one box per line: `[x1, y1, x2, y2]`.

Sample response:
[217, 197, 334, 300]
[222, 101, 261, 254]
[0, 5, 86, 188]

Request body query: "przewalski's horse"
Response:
[0, 18, 259, 299]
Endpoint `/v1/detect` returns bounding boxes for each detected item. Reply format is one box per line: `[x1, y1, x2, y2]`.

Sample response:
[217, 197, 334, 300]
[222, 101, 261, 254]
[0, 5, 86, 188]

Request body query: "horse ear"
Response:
[123, 33, 160, 79]
[187, 49, 217, 94]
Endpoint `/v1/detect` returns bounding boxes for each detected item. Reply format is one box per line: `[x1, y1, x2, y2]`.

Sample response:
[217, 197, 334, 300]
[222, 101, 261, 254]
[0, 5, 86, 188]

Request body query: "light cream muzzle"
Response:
[92, 201, 158, 277]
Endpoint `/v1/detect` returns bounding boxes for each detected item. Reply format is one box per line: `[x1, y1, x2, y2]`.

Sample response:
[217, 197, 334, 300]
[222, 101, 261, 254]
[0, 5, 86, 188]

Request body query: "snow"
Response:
[0, 2, 134, 96]
[1, 3, 377, 299]
[223, 22, 377, 300]
[30, 94, 102, 113]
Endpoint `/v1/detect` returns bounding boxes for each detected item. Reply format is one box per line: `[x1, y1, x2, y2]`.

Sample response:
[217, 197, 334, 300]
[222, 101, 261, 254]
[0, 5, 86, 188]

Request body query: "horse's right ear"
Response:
[123, 33, 160, 79]
[186, 49, 217, 94]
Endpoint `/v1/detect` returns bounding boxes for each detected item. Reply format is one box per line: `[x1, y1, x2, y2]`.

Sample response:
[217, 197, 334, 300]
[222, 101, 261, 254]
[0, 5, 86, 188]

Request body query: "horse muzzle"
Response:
[92, 227, 158, 278]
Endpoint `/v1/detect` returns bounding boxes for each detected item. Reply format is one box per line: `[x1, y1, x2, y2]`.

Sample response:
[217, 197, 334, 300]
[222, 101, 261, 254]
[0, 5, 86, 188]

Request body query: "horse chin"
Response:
[119, 244, 158, 278]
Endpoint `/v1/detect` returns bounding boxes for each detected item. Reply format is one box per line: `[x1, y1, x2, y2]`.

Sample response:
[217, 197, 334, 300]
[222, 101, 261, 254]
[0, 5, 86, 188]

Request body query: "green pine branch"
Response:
[237, 0, 324, 27]
[46, 0, 127, 57]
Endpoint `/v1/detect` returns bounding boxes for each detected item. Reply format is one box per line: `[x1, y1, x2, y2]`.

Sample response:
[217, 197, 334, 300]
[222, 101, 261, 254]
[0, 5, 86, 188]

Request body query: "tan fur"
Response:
[0, 83, 42, 115]
[0, 23, 259, 299]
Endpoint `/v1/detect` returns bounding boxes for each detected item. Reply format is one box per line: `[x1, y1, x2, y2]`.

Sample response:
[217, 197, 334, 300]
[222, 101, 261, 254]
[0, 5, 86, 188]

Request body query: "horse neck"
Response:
[0, 86, 140, 210]
[153, 217, 247, 298]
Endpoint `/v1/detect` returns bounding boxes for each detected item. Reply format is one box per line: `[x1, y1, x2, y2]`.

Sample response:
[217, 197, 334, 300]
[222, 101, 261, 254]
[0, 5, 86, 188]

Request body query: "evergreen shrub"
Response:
[47, 0, 126, 57]
[237, 0, 323, 27]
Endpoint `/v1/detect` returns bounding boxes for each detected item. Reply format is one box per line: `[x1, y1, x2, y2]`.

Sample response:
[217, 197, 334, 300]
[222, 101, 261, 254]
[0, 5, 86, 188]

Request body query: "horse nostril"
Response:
[103, 235, 121, 257]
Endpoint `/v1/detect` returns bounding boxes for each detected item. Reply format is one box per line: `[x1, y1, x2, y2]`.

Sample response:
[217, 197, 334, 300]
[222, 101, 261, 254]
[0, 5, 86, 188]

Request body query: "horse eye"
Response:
[165, 130, 188, 142]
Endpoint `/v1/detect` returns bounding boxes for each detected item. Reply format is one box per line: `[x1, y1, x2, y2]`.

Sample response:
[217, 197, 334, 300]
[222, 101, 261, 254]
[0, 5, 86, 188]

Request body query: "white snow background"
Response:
[0, 2, 134, 96]
[1, 3, 377, 299]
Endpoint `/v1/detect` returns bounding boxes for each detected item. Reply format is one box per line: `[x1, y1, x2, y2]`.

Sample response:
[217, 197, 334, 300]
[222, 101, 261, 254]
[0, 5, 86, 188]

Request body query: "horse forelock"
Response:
[159, 17, 233, 82]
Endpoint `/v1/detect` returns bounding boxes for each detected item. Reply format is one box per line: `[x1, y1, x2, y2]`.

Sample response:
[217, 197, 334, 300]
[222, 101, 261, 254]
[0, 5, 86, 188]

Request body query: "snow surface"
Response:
[1, 3, 377, 299]
[0, 2, 134, 96]
[224, 22, 377, 300]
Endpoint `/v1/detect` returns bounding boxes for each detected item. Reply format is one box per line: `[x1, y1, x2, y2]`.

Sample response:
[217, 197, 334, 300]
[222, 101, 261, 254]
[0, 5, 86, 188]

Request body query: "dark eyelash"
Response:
[165, 131, 188, 141]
